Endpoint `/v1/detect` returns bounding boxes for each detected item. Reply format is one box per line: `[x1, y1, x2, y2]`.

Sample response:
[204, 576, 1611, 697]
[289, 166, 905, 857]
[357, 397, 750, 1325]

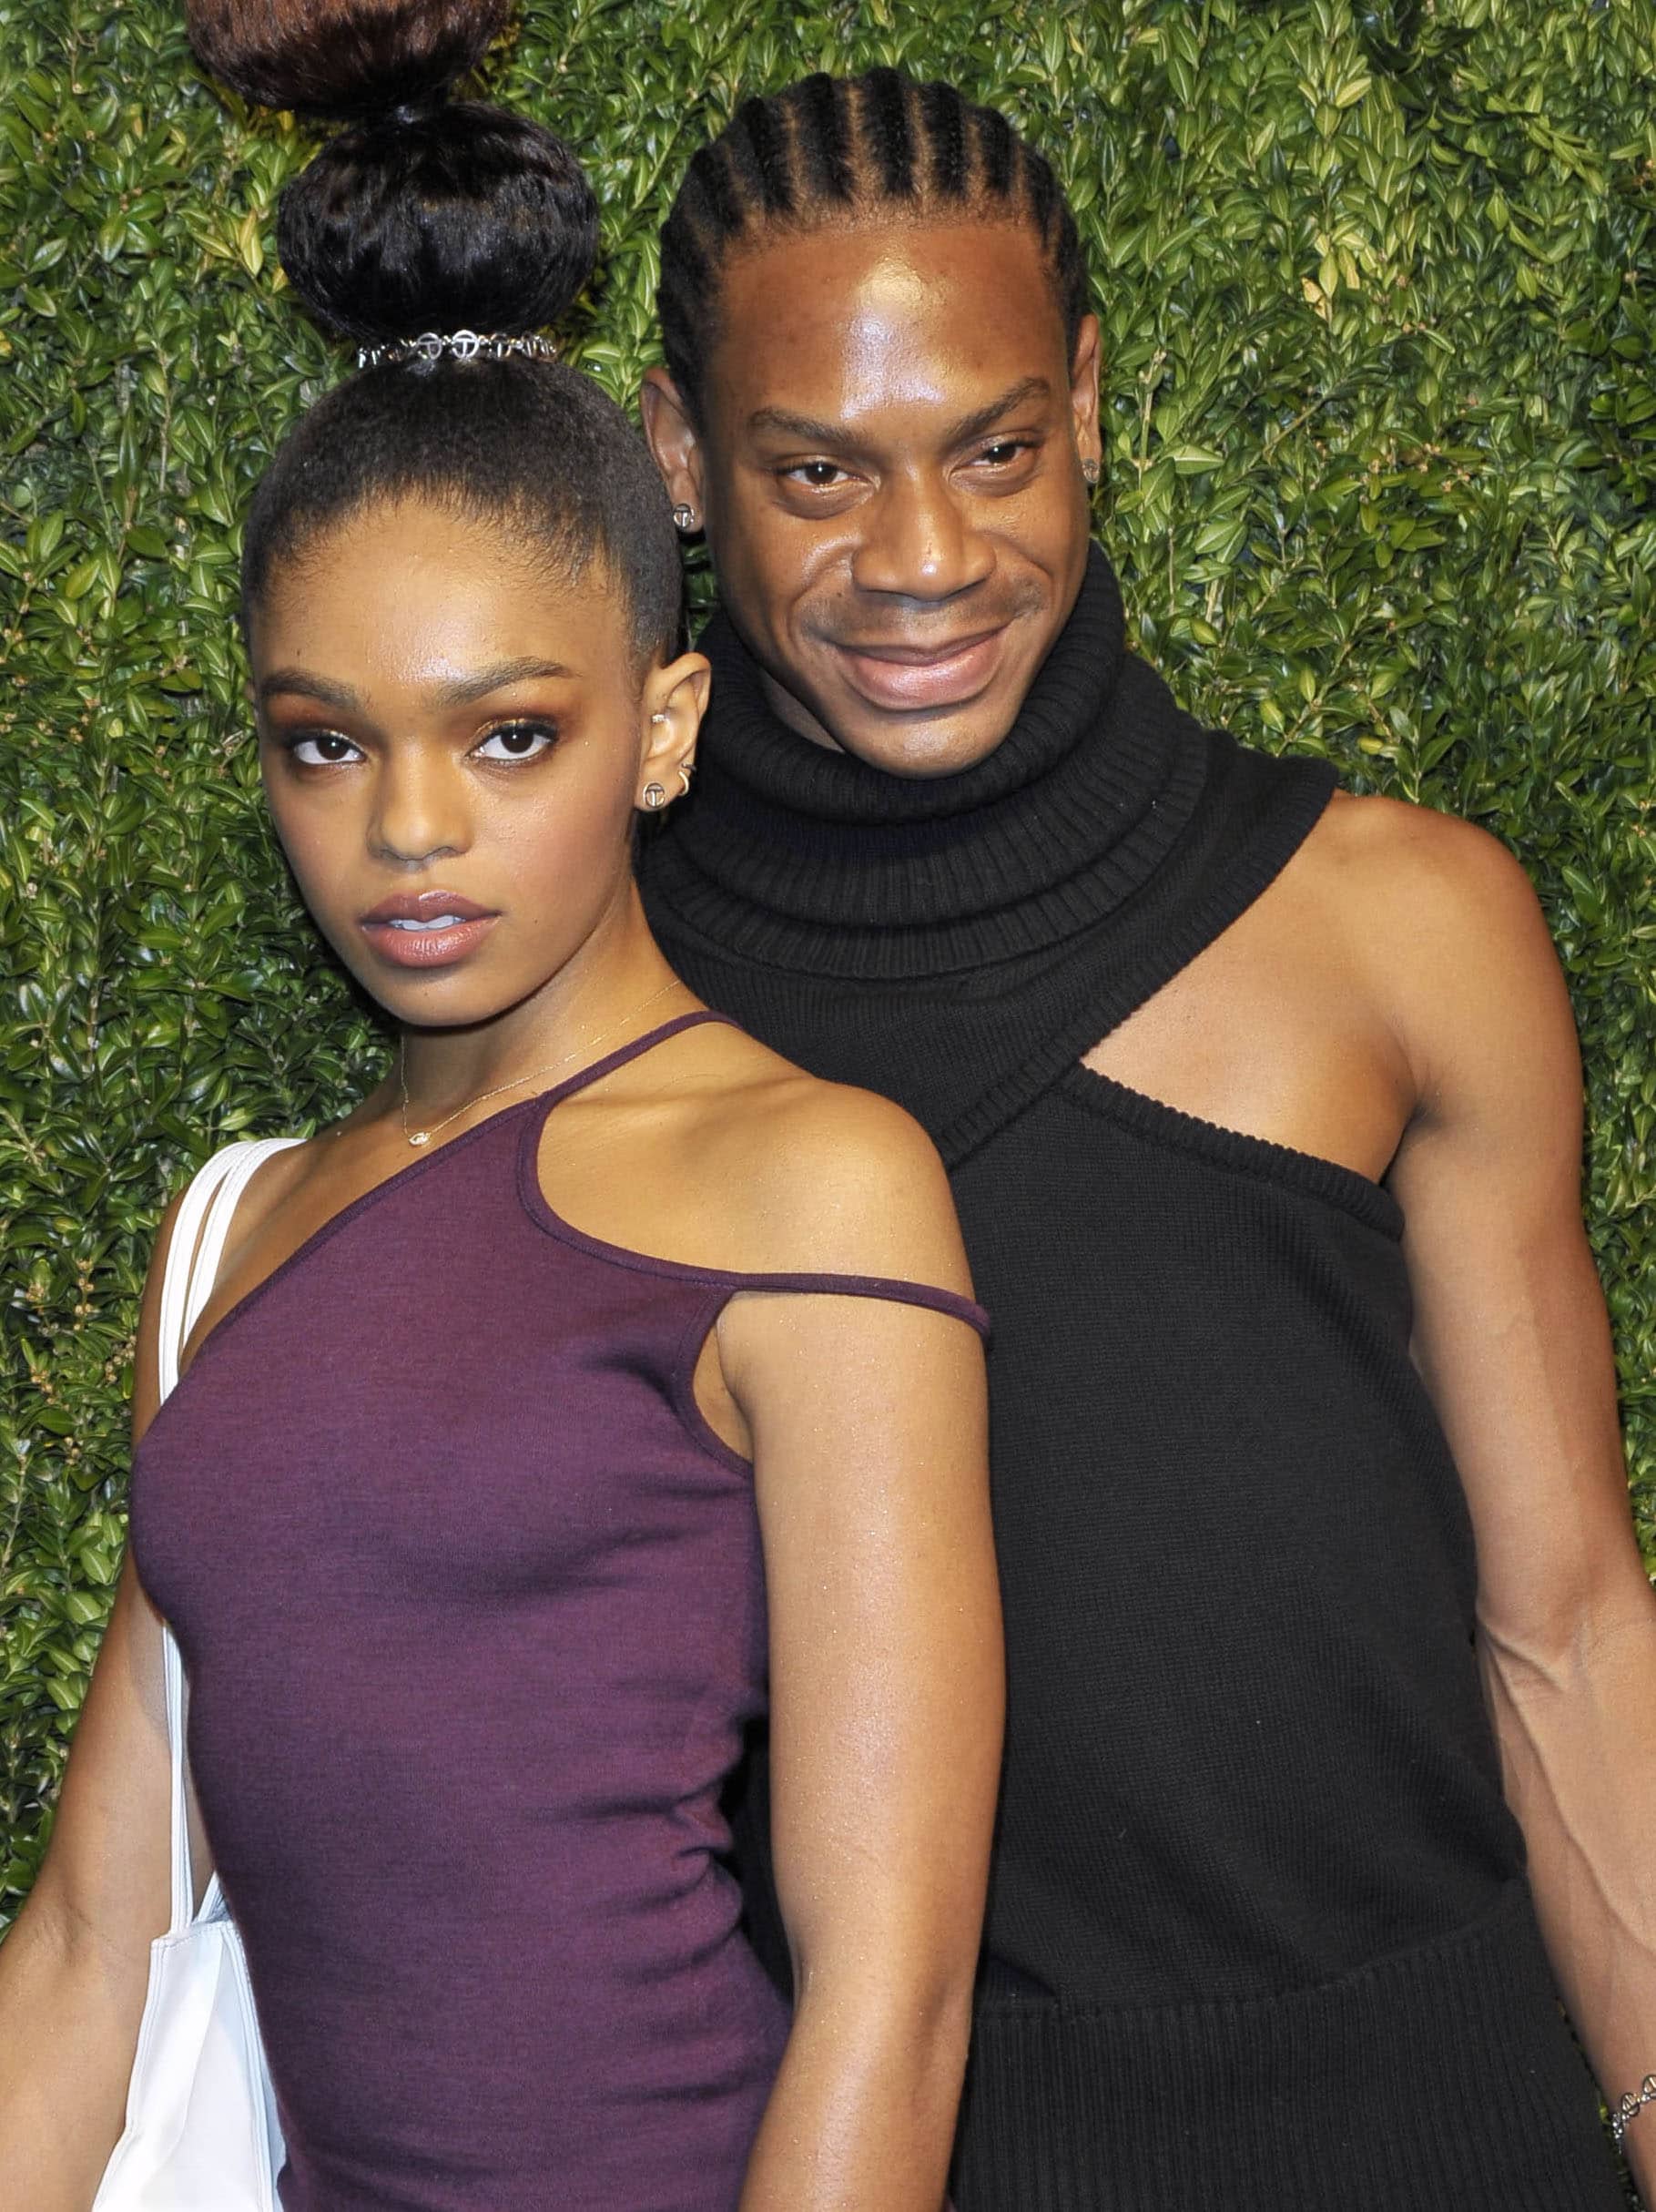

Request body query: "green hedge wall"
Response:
[2, 0, 1652, 1931]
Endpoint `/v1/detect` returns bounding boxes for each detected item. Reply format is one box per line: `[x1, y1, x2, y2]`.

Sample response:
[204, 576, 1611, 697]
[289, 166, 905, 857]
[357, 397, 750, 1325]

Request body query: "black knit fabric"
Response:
[639, 549, 1621, 2207]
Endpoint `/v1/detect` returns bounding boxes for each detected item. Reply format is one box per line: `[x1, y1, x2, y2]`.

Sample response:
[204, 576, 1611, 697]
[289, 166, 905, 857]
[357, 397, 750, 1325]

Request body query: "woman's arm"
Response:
[0, 1196, 200, 2211]
[716, 1091, 1002, 2212]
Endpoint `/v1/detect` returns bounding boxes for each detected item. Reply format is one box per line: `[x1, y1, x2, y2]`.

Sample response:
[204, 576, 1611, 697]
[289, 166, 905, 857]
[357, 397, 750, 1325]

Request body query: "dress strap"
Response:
[540, 1008, 739, 1108]
[717, 1271, 989, 1337]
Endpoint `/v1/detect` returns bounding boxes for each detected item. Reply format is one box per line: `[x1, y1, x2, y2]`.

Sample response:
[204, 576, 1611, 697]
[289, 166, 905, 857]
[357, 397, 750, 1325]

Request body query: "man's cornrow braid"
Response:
[656, 69, 1090, 420]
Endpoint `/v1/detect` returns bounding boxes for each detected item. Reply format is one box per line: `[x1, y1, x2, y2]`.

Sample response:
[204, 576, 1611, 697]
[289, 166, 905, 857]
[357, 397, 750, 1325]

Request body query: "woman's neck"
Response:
[393, 901, 687, 1125]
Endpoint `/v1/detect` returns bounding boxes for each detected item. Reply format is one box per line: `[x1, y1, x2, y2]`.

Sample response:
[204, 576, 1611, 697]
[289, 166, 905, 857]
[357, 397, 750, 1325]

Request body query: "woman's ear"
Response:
[640, 369, 706, 527]
[635, 651, 711, 813]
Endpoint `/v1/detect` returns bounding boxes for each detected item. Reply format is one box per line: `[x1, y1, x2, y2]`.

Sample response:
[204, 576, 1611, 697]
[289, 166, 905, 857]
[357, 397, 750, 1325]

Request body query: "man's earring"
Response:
[1081, 457, 1101, 486]
[676, 760, 695, 799]
[671, 504, 698, 533]
[642, 782, 669, 810]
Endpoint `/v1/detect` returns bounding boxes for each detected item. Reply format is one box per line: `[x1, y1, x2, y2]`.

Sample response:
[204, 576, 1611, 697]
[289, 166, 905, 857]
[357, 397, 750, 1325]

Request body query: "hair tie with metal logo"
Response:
[356, 331, 561, 371]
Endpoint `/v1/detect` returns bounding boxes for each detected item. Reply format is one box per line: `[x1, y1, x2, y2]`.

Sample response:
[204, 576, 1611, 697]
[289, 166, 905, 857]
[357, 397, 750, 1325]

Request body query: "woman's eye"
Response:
[474, 721, 557, 762]
[287, 732, 362, 766]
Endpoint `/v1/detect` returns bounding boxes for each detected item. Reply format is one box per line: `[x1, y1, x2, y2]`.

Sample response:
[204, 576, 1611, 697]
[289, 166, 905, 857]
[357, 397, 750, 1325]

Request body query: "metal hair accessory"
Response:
[356, 331, 561, 370]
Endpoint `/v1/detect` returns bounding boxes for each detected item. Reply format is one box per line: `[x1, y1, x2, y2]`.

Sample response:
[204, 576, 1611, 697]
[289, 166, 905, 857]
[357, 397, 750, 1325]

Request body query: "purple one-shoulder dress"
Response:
[130, 1013, 987, 2212]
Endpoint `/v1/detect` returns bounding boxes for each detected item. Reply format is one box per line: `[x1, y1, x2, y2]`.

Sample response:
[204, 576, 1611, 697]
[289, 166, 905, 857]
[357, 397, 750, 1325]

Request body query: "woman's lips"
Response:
[828, 625, 1011, 711]
[359, 910, 499, 969]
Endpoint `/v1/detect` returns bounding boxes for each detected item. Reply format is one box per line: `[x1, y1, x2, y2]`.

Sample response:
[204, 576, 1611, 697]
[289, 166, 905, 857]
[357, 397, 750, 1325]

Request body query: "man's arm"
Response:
[1376, 804, 1656, 2197]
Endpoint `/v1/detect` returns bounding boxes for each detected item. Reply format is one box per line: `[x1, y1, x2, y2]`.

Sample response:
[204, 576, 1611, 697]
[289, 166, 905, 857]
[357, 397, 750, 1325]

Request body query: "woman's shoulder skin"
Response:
[533, 1013, 977, 1300]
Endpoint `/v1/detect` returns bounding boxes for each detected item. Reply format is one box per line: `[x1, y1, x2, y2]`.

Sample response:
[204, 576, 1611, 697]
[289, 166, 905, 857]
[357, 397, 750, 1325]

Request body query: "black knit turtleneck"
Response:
[638, 551, 1621, 2212]
[644, 548, 1333, 1157]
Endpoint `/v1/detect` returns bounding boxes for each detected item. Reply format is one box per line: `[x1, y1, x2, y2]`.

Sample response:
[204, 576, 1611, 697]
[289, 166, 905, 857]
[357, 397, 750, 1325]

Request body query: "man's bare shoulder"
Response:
[1307, 790, 1572, 1096]
[1313, 789, 1542, 928]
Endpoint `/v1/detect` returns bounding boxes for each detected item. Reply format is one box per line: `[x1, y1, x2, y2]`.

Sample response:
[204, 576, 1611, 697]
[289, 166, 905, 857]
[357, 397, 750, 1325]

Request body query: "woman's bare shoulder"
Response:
[661, 1024, 970, 1291]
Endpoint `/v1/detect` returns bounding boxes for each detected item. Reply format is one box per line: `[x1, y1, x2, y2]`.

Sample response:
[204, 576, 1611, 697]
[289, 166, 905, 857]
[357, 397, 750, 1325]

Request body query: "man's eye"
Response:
[287, 732, 361, 766]
[977, 441, 1030, 467]
[786, 462, 850, 490]
[474, 721, 557, 761]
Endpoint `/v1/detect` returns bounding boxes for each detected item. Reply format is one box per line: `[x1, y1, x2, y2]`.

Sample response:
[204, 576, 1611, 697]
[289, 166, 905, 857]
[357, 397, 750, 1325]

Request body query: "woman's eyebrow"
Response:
[257, 668, 359, 708]
[426, 657, 579, 707]
[256, 658, 578, 711]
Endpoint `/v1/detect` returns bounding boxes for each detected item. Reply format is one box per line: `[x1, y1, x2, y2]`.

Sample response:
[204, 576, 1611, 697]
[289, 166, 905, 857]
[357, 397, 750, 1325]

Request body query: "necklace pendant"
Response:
[408, 1129, 432, 1148]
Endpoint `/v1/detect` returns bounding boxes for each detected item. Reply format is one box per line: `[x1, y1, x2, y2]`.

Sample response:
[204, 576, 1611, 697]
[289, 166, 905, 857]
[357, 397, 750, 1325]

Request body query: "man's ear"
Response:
[641, 368, 707, 527]
[1070, 313, 1102, 475]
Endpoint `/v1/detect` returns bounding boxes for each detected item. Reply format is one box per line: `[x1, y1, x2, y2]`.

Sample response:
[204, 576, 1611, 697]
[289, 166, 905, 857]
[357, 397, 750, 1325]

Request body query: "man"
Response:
[635, 67, 1656, 2210]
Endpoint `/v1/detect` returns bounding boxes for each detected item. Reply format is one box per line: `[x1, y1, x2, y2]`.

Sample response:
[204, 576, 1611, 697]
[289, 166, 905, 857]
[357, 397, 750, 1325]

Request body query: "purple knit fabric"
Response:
[131, 1014, 988, 2212]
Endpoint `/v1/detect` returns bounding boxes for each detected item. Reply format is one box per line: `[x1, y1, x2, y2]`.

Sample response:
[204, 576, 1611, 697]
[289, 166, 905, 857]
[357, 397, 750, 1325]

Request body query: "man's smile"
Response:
[824, 622, 1014, 712]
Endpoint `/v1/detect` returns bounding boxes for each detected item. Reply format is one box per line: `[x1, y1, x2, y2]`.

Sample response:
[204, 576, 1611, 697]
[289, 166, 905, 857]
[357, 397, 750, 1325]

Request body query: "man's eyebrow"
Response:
[257, 658, 577, 711]
[747, 376, 1055, 451]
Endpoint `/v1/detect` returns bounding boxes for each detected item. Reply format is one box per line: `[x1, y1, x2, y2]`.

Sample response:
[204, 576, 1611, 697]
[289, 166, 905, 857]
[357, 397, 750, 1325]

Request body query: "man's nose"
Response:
[850, 471, 995, 601]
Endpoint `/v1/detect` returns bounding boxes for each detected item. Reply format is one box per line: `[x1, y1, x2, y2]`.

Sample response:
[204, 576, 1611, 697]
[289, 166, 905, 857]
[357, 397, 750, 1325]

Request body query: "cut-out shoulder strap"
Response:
[542, 1008, 740, 1109]
[524, 1009, 991, 1333]
[718, 1271, 989, 1335]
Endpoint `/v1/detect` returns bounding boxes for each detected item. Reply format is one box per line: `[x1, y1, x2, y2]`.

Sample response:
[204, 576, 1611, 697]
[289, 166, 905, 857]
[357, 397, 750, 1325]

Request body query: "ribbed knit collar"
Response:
[645, 545, 1213, 981]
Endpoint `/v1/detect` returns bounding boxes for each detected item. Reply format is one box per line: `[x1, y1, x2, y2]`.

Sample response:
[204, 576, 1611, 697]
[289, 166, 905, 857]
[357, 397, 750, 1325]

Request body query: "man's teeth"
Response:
[386, 915, 466, 931]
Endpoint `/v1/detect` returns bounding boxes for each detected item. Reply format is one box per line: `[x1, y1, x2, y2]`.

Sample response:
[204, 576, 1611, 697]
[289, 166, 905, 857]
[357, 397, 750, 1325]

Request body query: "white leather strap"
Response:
[155, 1137, 302, 1932]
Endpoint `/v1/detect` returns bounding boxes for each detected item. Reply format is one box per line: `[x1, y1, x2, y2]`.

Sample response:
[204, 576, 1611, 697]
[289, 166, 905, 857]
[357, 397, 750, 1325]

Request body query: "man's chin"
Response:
[754, 648, 1024, 779]
[825, 697, 1020, 780]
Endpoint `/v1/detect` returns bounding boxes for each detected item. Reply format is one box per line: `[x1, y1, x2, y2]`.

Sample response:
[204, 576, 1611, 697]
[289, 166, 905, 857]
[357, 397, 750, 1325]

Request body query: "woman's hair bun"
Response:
[187, 0, 511, 119]
[276, 103, 600, 344]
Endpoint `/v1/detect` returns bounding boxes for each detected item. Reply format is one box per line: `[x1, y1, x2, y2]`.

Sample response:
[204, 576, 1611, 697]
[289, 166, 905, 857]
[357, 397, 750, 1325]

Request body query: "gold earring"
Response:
[676, 762, 695, 799]
[642, 781, 669, 810]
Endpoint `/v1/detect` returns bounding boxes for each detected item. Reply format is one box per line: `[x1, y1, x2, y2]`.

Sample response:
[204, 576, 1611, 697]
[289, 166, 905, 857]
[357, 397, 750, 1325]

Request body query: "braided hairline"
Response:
[658, 68, 1088, 421]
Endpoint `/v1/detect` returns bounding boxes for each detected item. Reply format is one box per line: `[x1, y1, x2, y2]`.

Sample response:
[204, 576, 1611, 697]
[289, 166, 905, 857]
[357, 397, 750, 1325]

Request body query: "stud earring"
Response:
[671, 504, 698, 533]
[641, 781, 669, 810]
[1081, 457, 1101, 486]
[651, 711, 668, 725]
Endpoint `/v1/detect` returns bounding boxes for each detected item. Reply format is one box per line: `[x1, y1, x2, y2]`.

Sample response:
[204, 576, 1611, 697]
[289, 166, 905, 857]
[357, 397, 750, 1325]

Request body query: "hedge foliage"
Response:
[1, 0, 1652, 1935]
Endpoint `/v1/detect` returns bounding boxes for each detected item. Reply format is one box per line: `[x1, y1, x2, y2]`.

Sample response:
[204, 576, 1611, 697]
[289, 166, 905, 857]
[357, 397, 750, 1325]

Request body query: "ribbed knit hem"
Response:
[952, 1881, 1623, 2212]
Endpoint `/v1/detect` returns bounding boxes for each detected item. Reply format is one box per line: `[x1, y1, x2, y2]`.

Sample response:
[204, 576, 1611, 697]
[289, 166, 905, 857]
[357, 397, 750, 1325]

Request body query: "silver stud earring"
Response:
[671, 504, 698, 533]
[1081, 457, 1101, 486]
[642, 781, 669, 810]
[651, 711, 668, 725]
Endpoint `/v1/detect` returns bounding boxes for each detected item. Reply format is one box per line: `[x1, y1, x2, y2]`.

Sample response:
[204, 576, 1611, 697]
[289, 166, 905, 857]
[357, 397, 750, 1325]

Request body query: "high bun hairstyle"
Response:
[188, 0, 683, 665]
[658, 68, 1090, 424]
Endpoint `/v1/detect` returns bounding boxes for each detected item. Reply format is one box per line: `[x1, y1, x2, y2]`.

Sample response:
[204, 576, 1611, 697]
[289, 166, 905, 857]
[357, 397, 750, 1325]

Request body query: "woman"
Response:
[0, 8, 1003, 2207]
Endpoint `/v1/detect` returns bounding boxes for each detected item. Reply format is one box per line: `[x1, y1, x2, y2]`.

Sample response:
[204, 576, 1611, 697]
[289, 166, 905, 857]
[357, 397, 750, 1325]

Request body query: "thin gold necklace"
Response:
[397, 977, 685, 1149]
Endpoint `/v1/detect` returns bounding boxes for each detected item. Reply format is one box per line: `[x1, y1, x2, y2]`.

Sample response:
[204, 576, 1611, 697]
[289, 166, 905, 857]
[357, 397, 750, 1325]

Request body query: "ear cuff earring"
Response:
[671, 504, 699, 533]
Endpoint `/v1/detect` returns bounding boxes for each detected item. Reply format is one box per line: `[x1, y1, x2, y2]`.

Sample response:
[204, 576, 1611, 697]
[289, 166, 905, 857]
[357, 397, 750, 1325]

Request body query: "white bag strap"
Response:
[155, 1137, 302, 1932]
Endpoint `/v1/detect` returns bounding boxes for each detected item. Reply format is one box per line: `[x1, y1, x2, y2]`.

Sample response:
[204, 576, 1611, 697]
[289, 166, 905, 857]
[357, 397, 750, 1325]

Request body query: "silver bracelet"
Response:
[1610, 2071, 1656, 2146]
